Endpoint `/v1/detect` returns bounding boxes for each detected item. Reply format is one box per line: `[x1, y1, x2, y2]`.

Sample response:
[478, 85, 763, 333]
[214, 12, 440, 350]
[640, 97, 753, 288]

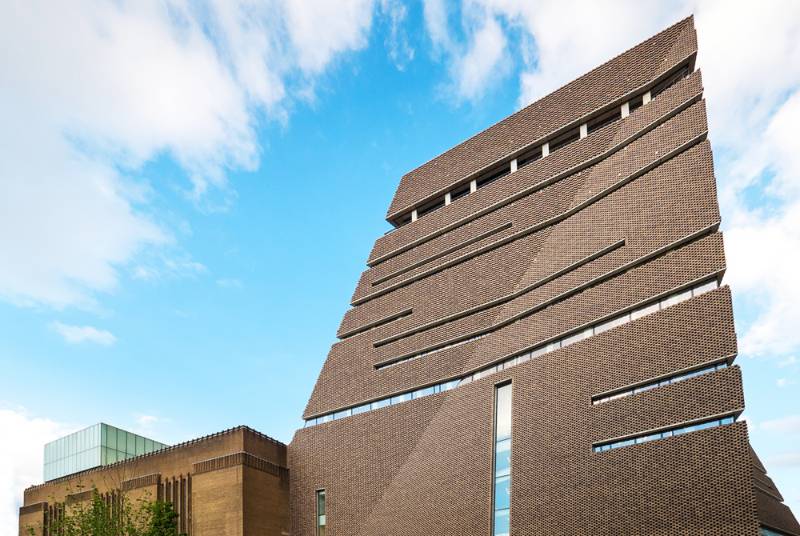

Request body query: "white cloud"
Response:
[505, 0, 687, 106]
[455, 14, 507, 101]
[0, 0, 377, 311]
[777, 378, 796, 388]
[136, 415, 159, 427]
[762, 415, 800, 435]
[422, 1, 509, 101]
[0, 408, 73, 533]
[381, 0, 415, 70]
[769, 452, 800, 468]
[282, 0, 374, 74]
[422, 1, 800, 364]
[423, 0, 453, 54]
[51, 322, 117, 346]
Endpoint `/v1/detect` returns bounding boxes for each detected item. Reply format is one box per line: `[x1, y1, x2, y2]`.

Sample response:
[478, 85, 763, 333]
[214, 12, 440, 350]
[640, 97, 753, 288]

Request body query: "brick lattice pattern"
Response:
[292, 16, 800, 536]
[19, 16, 800, 536]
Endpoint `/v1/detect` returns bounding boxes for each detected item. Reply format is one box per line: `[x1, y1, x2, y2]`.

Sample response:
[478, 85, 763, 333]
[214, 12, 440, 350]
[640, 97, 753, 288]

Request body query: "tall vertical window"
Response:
[492, 383, 512, 536]
[316, 489, 326, 536]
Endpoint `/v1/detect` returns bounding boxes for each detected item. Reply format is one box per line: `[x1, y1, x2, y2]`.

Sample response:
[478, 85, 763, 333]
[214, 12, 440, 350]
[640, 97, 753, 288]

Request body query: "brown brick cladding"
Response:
[384, 17, 696, 220]
[305, 95, 720, 417]
[359, 72, 705, 298]
[19, 426, 290, 536]
[368, 67, 703, 268]
[293, 14, 797, 535]
[291, 290, 761, 535]
[751, 449, 800, 535]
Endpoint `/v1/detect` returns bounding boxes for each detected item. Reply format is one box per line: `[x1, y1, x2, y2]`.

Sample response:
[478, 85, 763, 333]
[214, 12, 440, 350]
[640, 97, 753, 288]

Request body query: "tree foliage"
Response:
[27, 488, 184, 536]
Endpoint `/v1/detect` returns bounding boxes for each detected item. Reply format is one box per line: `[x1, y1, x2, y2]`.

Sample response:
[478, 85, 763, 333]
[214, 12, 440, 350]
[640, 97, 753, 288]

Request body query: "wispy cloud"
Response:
[422, 1, 509, 102]
[51, 322, 117, 346]
[381, 0, 415, 70]
[421, 0, 800, 366]
[762, 415, 800, 434]
[0, 0, 378, 311]
[768, 452, 800, 468]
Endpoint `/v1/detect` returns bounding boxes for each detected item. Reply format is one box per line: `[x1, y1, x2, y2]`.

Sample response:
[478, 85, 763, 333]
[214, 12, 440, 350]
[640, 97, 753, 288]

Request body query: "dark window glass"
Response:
[629, 94, 644, 112]
[394, 212, 412, 227]
[416, 196, 446, 218]
[587, 108, 622, 134]
[450, 183, 471, 202]
[476, 165, 511, 188]
[651, 64, 690, 98]
[517, 147, 542, 167]
[549, 128, 580, 153]
[316, 490, 326, 536]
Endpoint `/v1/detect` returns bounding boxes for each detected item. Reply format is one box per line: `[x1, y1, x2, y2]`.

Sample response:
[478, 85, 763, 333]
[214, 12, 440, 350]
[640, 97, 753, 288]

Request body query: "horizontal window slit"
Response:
[593, 415, 737, 453]
[304, 278, 721, 428]
[450, 183, 471, 202]
[374, 86, 702, 265]
[517, 149, 542, 168]
[549, 128, 581, 153]
[476, 165, 511, 189]
[651, 64, 690, 99]
[592, 360, 729, 405]
[587, 108, 623, 134]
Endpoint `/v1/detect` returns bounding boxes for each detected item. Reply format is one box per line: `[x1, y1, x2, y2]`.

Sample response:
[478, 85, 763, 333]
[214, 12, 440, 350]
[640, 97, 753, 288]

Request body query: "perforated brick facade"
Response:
[292, 16, 799, 536]
[19, 16, 800, 536]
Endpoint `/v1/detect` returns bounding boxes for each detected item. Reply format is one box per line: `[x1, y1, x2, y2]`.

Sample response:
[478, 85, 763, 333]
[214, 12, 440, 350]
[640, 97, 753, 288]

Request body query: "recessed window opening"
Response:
[587, 108, 623, 135]
[651, 64, 690, 99]
[450, 183, 471, 202]
[628, 94, 644, 113]
[393, 212, 412, 227]
[593, 415, 736, 452]
[416, 195, 446, 218]
[303, 279, 721, 428]
[476, 164, 511, 189]
[761, 526, 793, 536]
[316, 490, 326, 536]
[592, 361, 729, 405]
[549, 128, 580, 153]
[517, 147, 542, 168]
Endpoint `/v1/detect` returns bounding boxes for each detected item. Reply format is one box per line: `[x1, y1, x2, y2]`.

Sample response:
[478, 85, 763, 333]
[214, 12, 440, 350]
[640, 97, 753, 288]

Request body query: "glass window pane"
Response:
[352, 404, 370, 415]
[316, 489, 326, 536]
[390, 393, 411, 405]
[496, 385, 512, 441]
[108, 427, 117, 450]
[494, 509, 510, 536]
[495, 439, 511, 477]
[372, 398, 390, 409]
[317, 491, 326, 516]
[494, 475, 511, 510]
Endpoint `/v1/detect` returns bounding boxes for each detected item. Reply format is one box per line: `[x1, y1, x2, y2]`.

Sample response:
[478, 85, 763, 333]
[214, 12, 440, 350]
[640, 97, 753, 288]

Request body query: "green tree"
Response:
[27, 488, 185, 536]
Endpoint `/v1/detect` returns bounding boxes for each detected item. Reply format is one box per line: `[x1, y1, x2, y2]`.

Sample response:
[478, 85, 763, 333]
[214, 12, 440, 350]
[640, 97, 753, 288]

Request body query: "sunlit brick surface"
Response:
[293, 16, 800, 536]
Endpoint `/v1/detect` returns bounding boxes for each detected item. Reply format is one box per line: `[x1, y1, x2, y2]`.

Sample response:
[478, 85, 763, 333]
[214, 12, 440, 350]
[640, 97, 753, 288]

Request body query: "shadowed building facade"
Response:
[19, 16, 800, 536]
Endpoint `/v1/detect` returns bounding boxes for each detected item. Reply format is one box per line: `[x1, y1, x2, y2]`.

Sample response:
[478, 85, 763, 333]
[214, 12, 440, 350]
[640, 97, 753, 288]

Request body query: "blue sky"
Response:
[2, 0, 799, 528]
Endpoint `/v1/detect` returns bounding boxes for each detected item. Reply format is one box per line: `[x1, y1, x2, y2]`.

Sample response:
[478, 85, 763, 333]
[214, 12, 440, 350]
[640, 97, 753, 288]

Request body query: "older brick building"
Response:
[19, 16, 799, 536]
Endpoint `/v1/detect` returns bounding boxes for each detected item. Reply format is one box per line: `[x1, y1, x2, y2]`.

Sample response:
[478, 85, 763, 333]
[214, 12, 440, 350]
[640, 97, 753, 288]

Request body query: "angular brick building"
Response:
[19, 16, 799, 536]
[290, 16, 798, 536]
